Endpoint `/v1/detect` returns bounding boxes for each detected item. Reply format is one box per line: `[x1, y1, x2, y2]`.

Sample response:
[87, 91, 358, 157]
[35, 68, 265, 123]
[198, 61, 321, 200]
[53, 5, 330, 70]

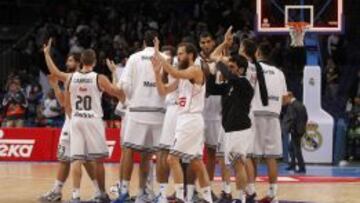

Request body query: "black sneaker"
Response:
[295, 168, 306, 174]
[246, 193, 257, 203]
[217, 191, 232, 203]
[231, 199, 243, 203]
[285, 165, 295, 171]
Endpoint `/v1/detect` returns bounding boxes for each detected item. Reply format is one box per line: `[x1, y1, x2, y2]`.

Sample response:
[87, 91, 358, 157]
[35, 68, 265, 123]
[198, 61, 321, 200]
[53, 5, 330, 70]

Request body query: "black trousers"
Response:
[289, 132, 306, 170]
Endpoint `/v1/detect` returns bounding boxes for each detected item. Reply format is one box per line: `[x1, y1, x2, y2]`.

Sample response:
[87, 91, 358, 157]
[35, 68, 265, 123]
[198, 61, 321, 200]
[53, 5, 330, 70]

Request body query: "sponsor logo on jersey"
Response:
[0, 134, 35, 158]
[141, 55, 152, 60]
[143, 81, 156, 87]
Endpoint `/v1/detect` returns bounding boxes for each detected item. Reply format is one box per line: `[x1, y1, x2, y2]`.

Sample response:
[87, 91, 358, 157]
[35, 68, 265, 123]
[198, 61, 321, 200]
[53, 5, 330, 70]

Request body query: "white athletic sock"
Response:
[267, 184, 278, 198]
[200, 186, 213, 203]
[117, 180, 122, 188]
[120, 180, 129, 195]
[222, 182, 231, 194]
[246, 183, 256, 195]
[52, 180, 64, 193]
[92, 180, 101, 197]
[186, 184, 195, 201]
[175, 184, 184, 201]
[159, 183, 168, 197]
[236, 189, 245, 201]
[72, 188, 80, 199]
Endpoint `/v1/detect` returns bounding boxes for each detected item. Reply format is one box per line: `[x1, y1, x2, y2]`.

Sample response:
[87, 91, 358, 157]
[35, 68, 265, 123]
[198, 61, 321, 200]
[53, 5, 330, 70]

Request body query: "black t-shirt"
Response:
[207, 62, 254, 132]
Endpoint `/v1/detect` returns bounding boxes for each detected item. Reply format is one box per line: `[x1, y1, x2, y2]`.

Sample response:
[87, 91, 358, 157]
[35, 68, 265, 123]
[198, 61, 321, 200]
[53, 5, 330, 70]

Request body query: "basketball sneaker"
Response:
[246, 193, 257, 203]
[153, 193, 169, 203]
[39, 190, 62, 202]
[217, 191, 232, 203]
[92, 193, 111, 203]
[258, 196, 278, 203]
[231, 199, 243, 203]
[70, 197, 81, 203]
[112, 192, 130, 203]
[110, 183, 120, 196]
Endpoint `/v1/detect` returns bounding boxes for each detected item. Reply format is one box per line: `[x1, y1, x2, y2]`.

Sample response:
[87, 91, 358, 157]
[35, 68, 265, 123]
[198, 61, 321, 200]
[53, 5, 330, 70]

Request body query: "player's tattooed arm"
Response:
[48, 75, 65, 107]
[98, 74, 126, 103]
[151, 56, 178, 96]
[43, 38, 70, 82]
[210, 26, 233, 62]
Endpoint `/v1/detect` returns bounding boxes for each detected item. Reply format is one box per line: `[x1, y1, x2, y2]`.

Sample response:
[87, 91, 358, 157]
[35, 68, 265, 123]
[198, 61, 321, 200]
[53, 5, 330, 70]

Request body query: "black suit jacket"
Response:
[283, 100, 308, 136]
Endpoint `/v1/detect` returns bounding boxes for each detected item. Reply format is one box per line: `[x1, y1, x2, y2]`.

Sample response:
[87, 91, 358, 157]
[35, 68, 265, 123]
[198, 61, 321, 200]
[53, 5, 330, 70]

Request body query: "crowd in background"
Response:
[0, 0, 358, 135]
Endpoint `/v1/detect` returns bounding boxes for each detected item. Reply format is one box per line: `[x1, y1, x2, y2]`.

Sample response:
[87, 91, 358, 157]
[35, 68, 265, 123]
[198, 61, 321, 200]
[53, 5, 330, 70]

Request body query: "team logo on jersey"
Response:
[0, 130, 35, 158]
[302, 122, 323, 152]
[178, 97, 187, 107]
[309, 77, 315, 86]
[79, 86, 88, 92]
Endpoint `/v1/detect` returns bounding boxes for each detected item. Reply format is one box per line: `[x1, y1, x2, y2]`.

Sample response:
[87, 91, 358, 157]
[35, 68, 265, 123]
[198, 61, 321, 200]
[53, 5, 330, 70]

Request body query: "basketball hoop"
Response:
[288, 22, 309, 47]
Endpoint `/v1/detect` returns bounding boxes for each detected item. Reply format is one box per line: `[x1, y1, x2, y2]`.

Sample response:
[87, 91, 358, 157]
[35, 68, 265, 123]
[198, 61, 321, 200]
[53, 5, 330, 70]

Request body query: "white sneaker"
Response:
[154, 194, 169, 203]
[39, 190, 62, 202]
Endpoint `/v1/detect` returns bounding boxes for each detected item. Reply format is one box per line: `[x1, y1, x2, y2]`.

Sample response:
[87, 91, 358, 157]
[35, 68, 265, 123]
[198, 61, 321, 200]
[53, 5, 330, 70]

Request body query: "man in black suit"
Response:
[283, 92, 308, 173]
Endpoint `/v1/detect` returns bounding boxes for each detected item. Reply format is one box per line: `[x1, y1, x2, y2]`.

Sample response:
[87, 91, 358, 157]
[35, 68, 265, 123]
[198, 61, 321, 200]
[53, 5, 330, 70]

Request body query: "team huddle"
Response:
[40, 26, 288, 203]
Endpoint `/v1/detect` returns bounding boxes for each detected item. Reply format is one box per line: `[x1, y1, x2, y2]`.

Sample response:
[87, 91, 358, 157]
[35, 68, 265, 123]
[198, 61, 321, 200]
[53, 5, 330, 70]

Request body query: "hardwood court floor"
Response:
[0, 162, 359, 203]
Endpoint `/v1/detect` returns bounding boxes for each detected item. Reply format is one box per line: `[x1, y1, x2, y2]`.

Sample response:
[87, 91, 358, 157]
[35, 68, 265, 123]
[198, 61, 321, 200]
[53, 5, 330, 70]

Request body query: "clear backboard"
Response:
[256, 0, 343, 33]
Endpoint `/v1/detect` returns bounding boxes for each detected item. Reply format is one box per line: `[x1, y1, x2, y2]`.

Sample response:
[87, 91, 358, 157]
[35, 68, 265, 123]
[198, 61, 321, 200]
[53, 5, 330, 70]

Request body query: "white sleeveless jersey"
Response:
[165, 74, 179, 106]
[69, 71, 103, 118]
[177, 79, 205, 114]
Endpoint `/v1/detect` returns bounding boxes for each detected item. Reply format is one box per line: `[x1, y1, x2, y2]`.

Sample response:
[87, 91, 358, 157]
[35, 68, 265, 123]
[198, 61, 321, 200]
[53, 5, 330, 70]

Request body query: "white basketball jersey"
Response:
[165, 74, 179, 106]
[69, 71, 103, 118]
[177, 79, 205, 114]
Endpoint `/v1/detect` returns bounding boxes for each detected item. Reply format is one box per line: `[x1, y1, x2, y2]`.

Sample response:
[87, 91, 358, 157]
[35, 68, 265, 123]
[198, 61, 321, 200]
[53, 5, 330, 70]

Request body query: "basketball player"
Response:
[152, 38, 213, 203]
[42, 47, 103, 202]
[199, 30, 232, 202]
[44, 40, 125, 202]
[199, 33, 222, 201]
[209, 27, 255, 203]
[239, 39, 260, 203]
[251, 43, 288, 203]
[40, 52, 84, 202]
[153, 46, 178, 203]
[115, 30, 166, 203]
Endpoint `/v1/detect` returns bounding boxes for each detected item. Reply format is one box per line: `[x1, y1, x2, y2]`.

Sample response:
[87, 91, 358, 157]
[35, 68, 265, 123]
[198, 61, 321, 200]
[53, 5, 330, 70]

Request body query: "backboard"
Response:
[256, 0, 343, 33]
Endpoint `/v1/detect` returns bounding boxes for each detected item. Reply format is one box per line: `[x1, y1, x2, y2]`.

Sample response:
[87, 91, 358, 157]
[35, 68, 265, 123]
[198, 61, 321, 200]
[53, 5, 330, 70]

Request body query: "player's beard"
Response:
[178, 58, 190, 70]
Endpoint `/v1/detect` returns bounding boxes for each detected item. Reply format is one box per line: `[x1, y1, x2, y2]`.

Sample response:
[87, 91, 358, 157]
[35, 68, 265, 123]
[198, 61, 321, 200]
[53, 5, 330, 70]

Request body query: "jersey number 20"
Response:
[75, 95, 92, 110]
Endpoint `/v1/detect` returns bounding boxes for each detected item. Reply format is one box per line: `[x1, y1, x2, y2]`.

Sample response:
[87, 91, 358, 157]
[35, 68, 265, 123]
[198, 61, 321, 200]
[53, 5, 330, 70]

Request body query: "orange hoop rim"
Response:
[287, 21, 309, 32]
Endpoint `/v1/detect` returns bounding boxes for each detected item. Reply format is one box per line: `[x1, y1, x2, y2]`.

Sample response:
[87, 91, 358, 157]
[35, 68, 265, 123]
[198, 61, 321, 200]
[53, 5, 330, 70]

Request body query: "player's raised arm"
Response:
[210, 26, 233, 62]
[153, 37, 202, 83]
[106, 58, 118, 85]
[48, 75, 65, 107]
[43, 38, 70, 82]
[151, 56, 178, 96]
[98, 74, 126, 103]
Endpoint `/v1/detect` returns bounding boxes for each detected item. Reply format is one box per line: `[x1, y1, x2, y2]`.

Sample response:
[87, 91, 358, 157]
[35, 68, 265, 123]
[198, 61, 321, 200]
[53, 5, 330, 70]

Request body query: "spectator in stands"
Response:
[1, 79, 28, 127]
[41, 89, 63, 127]
[26, 83, 43, 127]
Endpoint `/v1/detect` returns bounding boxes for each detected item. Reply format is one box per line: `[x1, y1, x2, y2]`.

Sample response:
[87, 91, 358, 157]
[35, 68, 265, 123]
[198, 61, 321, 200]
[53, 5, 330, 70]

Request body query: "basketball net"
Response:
[288, 22, 309, 47]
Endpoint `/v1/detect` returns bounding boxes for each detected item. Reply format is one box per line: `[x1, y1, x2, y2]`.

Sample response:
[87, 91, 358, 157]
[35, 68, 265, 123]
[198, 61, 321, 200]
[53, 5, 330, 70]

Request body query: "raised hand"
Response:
[153, 37, 160, 55]
[224, 26, 234, 47]
[43, 38, 53, 54]
[151, 56, 162, 74]
[106, 58, 117, 73]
